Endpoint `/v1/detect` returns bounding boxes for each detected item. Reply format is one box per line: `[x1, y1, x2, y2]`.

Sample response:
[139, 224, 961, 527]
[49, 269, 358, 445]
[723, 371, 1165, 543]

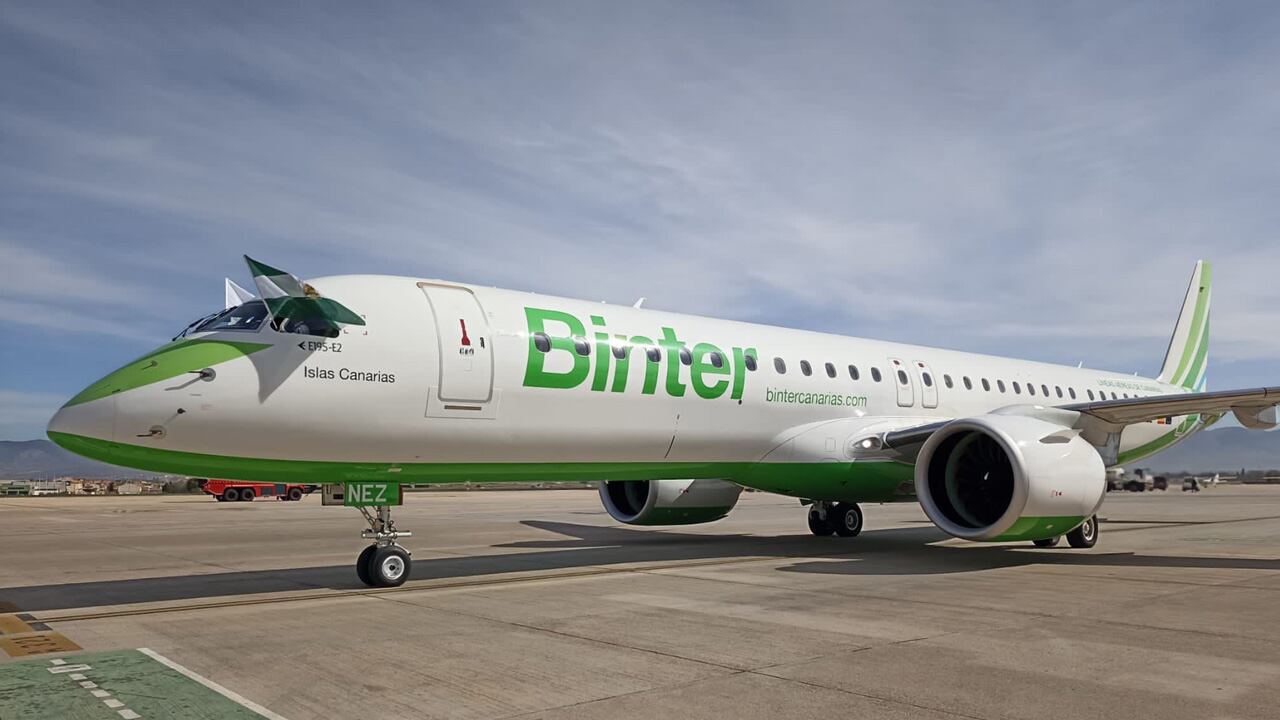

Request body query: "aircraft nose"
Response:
[47, 393, 117, 446]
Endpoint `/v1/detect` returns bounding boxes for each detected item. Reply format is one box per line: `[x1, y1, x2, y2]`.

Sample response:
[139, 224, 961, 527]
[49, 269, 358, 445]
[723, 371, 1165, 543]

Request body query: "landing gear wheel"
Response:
[223, 487, 239, 502]
[240, 488, 255, 502]
[367, 546, 411, 587]
[807, 508, 835, 536]
[288, 487, 303, 502]
[1033, 536, 1061, 548]
[833, 503, 863, 537]
[1066, 516, 1099, 549]
[355, 544, 376, 586]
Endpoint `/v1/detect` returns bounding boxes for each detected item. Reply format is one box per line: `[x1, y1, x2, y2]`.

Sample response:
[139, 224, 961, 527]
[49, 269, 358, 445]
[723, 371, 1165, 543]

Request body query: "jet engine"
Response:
[598, 479, 742, 525]
[914, 415, 1105, 542]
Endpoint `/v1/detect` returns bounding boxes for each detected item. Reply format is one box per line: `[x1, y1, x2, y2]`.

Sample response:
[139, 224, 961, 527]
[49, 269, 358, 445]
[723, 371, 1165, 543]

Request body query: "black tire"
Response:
[288, 487, 303, 502]
[1066, 516, 1099, 549]
[222, 488, 239, 502]
[833, 503, 863, 537]
[215, 494, 226, 502]
[355, 545, 377, 586]
[240, 488, 255, 502]
[1033, 536, 1061, 548]
[807, 508, 835, 536]
[367, 546, 411, 587]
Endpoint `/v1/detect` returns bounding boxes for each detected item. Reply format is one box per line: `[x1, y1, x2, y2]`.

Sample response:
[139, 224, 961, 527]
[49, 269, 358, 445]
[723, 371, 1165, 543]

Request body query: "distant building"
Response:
[116, 480, 165, 495]
[66, 479, 116, 495]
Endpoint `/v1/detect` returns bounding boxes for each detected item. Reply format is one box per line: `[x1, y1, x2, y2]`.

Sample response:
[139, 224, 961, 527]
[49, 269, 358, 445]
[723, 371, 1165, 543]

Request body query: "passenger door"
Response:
[914, 360, 939, 409]
[419, 283, 494, 410]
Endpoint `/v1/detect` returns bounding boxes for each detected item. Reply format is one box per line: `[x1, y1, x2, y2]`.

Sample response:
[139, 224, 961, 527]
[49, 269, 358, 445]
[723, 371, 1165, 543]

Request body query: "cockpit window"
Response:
[187, 301, 269, 336]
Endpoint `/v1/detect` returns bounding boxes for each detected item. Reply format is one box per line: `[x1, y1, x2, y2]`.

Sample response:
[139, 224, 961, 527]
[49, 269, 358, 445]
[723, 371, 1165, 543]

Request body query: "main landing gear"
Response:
[807, 501, 863, 537]
[354, 505, 413, 587]
[1032, 515, 1099, 550]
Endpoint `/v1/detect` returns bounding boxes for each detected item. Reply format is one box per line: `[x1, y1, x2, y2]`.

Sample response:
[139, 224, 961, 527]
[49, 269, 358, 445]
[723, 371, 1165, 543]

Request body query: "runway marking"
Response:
[0, 631, 81, 657]
[33, 554, 782, 624]
[139, 648, 289, 720]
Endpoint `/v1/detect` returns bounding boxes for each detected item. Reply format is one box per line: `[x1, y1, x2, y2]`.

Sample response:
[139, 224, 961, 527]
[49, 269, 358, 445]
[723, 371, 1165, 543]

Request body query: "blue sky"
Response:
[3, 1, 1279, 440]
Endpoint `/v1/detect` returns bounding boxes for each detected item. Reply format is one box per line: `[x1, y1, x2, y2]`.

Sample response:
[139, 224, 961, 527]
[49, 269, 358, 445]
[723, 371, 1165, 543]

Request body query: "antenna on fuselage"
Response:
[633, 297, 646, 309]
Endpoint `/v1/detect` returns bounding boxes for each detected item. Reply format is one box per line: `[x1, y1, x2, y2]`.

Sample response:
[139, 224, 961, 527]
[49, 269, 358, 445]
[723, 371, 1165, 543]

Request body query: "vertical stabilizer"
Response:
[1157, 260, 1212, 391]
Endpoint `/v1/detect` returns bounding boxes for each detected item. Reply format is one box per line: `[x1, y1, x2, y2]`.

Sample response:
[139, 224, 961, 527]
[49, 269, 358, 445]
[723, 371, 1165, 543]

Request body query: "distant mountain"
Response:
[0, 440, 166, 480]
[1144, 427, 1280, 473]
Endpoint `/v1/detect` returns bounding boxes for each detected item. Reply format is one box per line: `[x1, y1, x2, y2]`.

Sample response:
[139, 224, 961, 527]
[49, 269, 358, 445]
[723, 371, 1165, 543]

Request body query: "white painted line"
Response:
[79, 681, 97, 688]
[104, 699, 123, 708]
[91, 689, 111, 698]
[50, 659, 66, 665]
[137, 648, 288, 720]
[69, 673, 86, 681]
[118, 710, 140, 720]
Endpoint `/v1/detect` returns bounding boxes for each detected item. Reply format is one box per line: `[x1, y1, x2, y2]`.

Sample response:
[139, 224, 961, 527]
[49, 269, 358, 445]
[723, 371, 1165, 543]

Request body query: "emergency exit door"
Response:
[419, 283, 494, 404]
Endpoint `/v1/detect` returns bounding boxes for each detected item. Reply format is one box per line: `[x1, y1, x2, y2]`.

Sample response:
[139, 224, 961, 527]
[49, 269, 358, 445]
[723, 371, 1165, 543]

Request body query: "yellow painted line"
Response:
[0, 615, 35, 635]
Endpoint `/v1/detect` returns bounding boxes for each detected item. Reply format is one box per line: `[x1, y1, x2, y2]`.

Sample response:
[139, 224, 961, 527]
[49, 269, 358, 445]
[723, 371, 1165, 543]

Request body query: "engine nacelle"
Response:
[915, 415, 1105, 542]
[598, 479, 742, 525]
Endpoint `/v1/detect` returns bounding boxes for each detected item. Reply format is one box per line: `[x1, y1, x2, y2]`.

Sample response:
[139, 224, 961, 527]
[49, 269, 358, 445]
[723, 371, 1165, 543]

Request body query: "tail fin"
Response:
[1157, 260, 1212, 391]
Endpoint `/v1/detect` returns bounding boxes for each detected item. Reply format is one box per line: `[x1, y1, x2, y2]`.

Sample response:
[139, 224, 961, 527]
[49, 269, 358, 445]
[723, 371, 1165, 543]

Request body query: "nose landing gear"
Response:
[354, 505, 413, 587]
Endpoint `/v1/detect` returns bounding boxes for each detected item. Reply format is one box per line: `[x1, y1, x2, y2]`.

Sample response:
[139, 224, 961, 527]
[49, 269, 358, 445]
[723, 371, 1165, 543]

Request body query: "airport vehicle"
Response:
[198, 479, 317, 502]
[47, 258, 1280, 587]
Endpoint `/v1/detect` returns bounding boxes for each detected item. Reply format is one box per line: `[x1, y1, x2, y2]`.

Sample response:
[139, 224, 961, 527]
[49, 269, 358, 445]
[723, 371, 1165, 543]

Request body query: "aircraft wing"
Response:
[882, 385, 1280, 453]
[1063, 386, 1280, 428]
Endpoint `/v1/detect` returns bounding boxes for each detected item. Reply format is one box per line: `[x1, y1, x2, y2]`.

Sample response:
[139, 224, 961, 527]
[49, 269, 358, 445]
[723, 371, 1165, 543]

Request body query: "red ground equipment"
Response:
[198, 479, 318, 502]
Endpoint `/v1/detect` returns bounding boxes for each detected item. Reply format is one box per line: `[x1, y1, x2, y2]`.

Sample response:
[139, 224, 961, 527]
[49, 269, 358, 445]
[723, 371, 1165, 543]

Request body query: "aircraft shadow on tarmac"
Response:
[3, 518, 1279, 613]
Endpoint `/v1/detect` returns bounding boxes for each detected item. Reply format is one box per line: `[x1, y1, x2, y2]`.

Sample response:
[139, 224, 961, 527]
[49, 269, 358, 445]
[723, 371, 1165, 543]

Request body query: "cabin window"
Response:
[922, 372, 934, 388]
[1111, 392, 1119, 400]
[1056, 386, 1064, 398]
[1041, 384, 1050, 397]
[825, 362, 836, 378]
[997, 380, 1007, 393]
[533, 332, 551, 353]
[872, 367, 883, 382]
[848, 365, 860, 381]
[943, 374, 953, 389]
[774, 357, 787, 374]
[1087, 389, 1096, 401]
[1026, 383, 1035, 396]
[963, 376, 973, 390]
[800, 360, 812, 376]
[709, 351, 724, 369]
[679, 347, 693, 366]
[897, 369, 909, 385]
[573, 338, 591, 356]
[1068, 387, 1077, 400]
[646, 346, 661, 363]
[1013, 381, 1022, 394]
[612, 344, 628, 360]
[744, 353, 758, 371]
[982, 378, 991, 391]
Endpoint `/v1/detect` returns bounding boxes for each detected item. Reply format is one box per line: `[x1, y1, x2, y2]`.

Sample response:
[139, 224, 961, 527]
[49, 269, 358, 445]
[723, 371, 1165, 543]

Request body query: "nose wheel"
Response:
[355, 505, 413, 587]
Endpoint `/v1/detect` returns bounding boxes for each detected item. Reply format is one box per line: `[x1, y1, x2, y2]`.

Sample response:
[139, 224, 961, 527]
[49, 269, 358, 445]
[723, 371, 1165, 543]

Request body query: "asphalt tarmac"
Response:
[2, 485, 1279, 719]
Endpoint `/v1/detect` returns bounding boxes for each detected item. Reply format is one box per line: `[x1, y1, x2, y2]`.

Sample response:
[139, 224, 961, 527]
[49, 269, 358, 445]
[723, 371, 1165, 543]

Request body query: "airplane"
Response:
[46, 258, 1279, 587]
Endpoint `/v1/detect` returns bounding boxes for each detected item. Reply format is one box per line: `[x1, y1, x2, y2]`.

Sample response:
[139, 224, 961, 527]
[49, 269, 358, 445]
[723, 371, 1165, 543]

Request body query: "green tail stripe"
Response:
[1181, 315, 1210, 390]
[1170, 263, 1212, 385]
